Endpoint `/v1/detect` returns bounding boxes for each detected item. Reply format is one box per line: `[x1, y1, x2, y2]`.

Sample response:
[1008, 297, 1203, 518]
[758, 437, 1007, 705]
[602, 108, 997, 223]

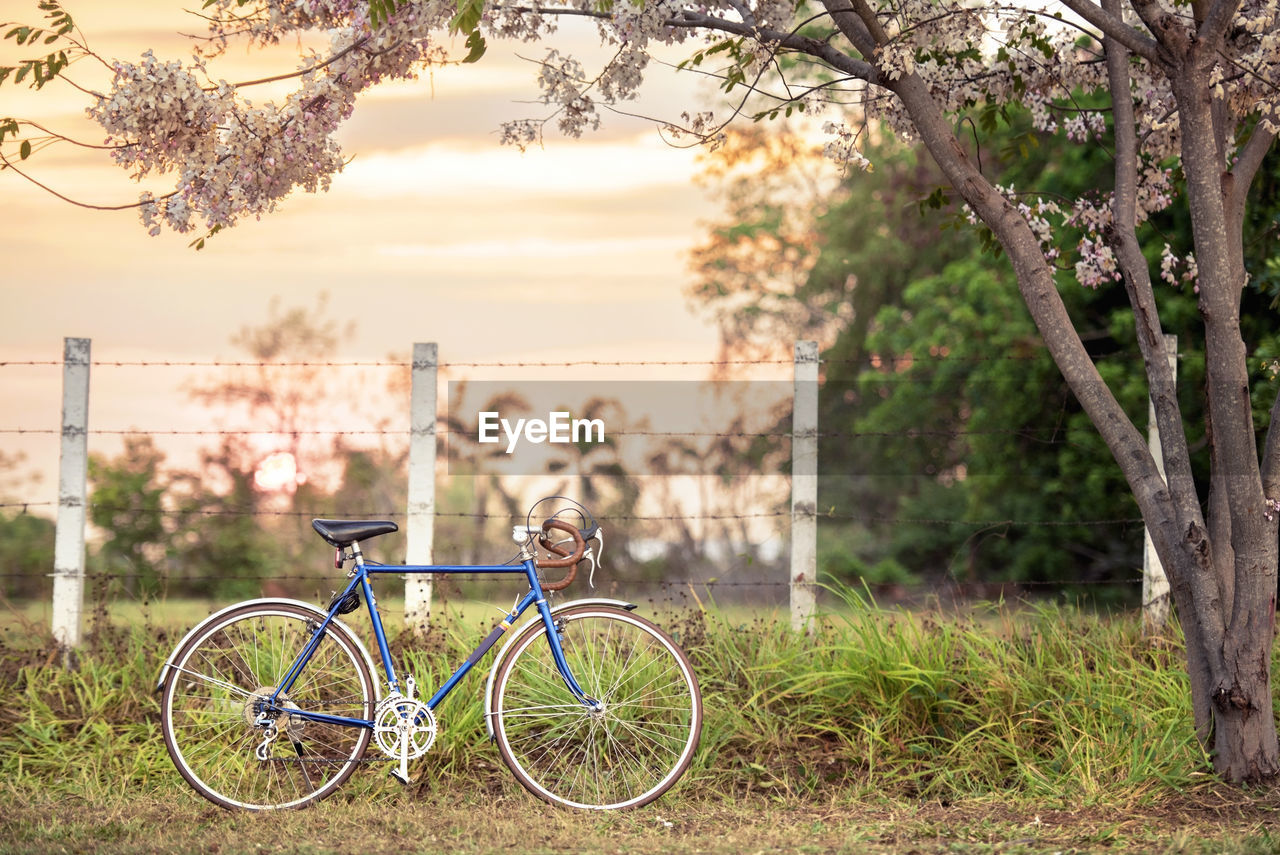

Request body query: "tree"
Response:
[170, 296, 377, 595]
[0, 450, 54, 600]
[88, 435, 169, 596]
[691, 116, 1280, 597]
[4, 0, 1280, 782]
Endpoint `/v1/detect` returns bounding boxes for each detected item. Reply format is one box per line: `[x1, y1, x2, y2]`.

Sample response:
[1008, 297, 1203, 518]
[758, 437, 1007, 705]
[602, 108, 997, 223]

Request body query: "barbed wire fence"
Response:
[1, 338, 1159, 649]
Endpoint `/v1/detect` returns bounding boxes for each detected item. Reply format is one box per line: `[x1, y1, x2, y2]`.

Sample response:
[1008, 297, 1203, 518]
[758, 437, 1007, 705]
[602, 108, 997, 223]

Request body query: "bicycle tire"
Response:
[491, 605, 702, 810]
[160, 602, 375, 810]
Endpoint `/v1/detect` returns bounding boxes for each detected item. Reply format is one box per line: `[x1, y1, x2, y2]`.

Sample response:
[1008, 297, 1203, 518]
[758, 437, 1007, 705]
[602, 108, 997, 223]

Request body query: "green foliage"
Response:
[679, 38, 755, 95]
[684, 591, 1214, 800]
[367, 0, 402, 27]
[0, 510, 55, 599]
[823, 257, 1139, 588]
[160, 449, 278, 600]
[0, 1, 74, 91]
[0, 451, 52, 599]
[187, 223, 222, 251]
[0, 598, 1228, 805]
[460, 29, 486, 64]
[690, 104, 1280, 593]
[447, 0, 487, 64]
[88, 437, 169, 597]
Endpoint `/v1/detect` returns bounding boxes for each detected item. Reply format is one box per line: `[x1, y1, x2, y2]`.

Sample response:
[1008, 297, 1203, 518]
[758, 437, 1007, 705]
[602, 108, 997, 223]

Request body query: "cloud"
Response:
[340, 134, 702, 199]
[377, 235, 686, 259]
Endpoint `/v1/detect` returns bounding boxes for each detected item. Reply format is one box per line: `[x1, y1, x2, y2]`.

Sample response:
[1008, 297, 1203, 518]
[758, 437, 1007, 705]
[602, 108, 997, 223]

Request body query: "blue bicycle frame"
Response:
[258, 552, 594, 731]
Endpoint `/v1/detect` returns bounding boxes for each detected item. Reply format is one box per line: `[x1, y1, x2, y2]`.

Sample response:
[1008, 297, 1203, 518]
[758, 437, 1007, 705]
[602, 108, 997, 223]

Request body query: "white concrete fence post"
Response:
[405, 342, 437, 633]
[51, 337, 90, 659]
[790, 341, 819, 632]
[1142, 334, 1177, 634]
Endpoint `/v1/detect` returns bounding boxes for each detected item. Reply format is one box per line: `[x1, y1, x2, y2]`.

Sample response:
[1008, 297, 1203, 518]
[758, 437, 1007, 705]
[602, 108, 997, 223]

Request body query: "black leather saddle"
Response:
[311, 519, 399, 548]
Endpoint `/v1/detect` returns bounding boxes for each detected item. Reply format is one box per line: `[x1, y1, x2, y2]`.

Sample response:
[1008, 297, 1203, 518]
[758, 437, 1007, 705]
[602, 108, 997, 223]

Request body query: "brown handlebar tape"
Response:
[535, 518, 586, 591]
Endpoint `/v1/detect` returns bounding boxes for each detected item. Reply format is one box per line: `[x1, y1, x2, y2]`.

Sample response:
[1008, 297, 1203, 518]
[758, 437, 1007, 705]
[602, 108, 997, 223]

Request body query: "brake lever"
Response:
[588, 529, 604, 589]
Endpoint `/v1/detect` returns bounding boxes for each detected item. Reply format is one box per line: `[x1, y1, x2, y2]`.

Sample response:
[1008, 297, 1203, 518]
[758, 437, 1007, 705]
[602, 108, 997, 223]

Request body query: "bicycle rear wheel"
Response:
[491, 606, 702, 809]
[160, 602, 375, 810]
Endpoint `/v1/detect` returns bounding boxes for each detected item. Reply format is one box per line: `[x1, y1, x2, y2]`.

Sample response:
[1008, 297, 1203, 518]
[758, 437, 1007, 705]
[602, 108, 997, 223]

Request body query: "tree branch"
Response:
[1262, 386, 1280, 500]
[1103, 0, 1205, 572]
[1056, 0, 1162, 63]
[0, 152, 175, 210]
[673, 9, 882, 83]
[7, 119, 131, 151]
[847, 0, 890, 45]
[1198, 0, 1242, 47]
[1227, 124, 1276, 215]
[210, 33, 371, 92]
[818, 0, 880, 58]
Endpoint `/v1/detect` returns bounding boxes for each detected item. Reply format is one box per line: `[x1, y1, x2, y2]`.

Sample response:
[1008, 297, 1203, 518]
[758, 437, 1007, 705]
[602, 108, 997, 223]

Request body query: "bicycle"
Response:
[155, 499, 702, 812]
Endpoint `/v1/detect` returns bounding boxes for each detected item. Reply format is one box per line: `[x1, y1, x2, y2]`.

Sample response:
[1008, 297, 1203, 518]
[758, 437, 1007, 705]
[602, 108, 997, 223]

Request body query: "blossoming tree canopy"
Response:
[4, 0, 1280, 782]
[1, 2, 1273, 271]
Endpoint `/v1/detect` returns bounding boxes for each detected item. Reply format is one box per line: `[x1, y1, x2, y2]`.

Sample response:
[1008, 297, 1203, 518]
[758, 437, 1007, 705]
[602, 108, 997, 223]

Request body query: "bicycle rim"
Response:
[492, 606, 702, 810]
[160, 603, 374, 810]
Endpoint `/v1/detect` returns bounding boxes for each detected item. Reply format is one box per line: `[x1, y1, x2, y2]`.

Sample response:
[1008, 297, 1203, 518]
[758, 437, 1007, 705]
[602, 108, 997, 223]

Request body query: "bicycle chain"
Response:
[264, 755, 393, 765]
[259, 693, 389, 765]
[257, 692, 400, 765]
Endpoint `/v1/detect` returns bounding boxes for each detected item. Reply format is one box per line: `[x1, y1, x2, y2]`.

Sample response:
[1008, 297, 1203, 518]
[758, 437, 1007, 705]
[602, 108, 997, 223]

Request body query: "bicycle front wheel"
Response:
[491, 606, 702, 810]
[160, 602, 375, 810]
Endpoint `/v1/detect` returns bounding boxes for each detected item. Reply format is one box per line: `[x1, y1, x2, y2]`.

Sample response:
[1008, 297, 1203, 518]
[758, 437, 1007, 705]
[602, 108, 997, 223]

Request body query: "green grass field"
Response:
[2, 588, 1278, 853]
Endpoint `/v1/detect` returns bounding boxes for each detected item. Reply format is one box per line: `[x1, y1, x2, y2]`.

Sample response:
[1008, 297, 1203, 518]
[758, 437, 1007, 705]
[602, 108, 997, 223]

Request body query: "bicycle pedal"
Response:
[389, 768, 415, 786]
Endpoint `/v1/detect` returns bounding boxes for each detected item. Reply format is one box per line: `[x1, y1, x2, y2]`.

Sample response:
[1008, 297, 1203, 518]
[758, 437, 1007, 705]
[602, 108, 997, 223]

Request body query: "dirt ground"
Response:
[3, 786, 1279, 854]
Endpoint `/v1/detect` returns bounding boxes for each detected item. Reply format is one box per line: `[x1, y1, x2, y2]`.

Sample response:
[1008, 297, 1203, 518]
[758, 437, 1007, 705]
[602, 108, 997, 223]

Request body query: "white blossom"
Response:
[61, 0, 1280, 269]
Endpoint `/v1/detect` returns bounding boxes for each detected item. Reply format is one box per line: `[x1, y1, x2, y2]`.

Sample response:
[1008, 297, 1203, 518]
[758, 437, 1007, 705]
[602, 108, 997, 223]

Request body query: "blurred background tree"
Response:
[689, 113, 1280, 599]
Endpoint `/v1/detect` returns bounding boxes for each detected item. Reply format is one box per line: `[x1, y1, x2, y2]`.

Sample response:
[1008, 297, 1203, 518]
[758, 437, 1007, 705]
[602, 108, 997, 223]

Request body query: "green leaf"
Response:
[449, 0, 484, 35]
[369, 0, 401, 27]
[189, 223, 223, 251]
[461, 29, 486, 63]
[19, 139, 30, 159]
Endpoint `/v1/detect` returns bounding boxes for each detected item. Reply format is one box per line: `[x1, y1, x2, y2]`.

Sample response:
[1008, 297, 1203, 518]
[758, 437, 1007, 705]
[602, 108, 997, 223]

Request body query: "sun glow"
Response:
[254, 451, 306, 493]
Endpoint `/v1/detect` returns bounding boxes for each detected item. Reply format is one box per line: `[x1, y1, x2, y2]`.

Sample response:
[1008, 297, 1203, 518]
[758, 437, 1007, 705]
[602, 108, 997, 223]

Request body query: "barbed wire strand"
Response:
[0, 500, 1142, 529]
[0, 351, 1145, 370]
[0, 426, 1086, 439]
[0, 570, 1141, 587]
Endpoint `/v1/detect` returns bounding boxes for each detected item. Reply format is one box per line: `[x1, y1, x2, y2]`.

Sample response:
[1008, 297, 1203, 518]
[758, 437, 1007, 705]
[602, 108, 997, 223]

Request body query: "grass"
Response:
[1, 586, 1279, 852]
[2, 787, 1279, 854]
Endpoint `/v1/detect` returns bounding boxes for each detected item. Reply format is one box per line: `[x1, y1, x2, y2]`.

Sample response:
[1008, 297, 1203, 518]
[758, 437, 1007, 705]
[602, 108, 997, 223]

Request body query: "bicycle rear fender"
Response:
[155, 597, 382, 703]
[482, 598, 637, 740]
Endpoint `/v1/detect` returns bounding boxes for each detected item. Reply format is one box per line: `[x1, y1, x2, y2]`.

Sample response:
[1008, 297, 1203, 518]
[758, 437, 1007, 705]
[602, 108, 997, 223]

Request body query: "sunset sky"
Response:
[0, 1, 746, 500]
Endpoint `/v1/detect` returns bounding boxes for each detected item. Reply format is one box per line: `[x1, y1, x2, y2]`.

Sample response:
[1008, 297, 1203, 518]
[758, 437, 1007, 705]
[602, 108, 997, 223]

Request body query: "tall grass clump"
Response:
[0, 608, 535, 804]
[682, 585, 1219, 803]
[0, 589, 1254, 808]
[0, 620, 177, 798]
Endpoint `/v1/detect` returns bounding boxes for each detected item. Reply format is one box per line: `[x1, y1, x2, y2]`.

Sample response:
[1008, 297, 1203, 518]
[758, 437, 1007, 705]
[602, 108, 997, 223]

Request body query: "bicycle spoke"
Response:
[494, 607, 701, 810]
[161, 604, 373, 811]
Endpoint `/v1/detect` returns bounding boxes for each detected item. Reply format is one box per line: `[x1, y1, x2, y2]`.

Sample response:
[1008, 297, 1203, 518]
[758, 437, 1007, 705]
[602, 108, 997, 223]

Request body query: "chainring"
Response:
[373, 692, 437, 760]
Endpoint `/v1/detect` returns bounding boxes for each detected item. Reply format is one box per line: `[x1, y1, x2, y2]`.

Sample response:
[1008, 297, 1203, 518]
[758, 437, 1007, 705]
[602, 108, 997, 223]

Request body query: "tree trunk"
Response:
[880, 36, 1279, 785]
[817, 0, 1280, 783]
[1170, 48, 1280, 779]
